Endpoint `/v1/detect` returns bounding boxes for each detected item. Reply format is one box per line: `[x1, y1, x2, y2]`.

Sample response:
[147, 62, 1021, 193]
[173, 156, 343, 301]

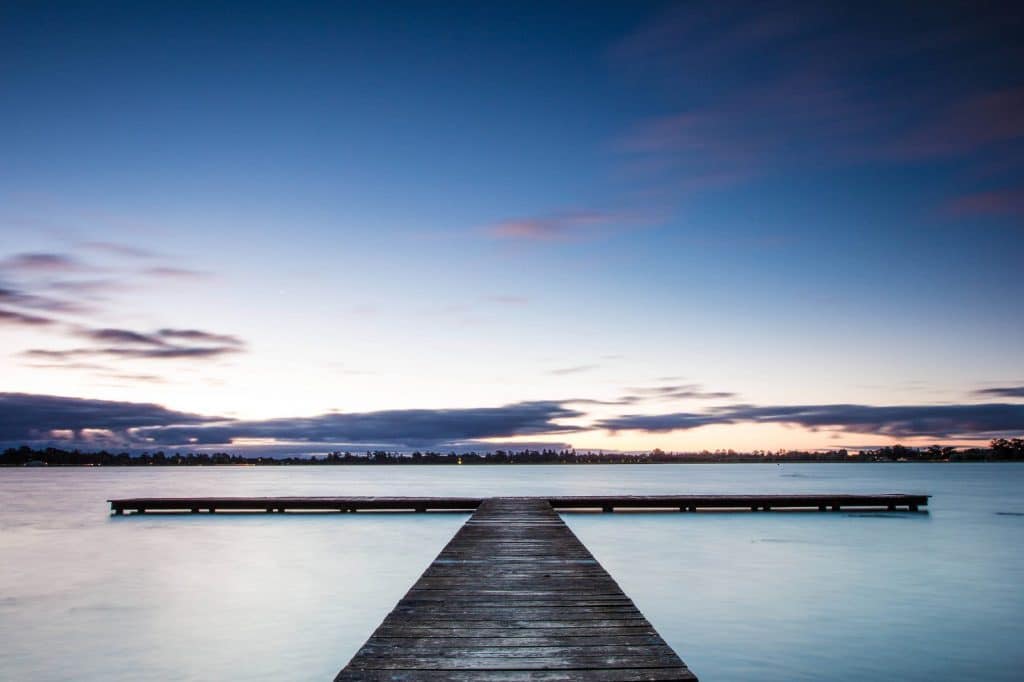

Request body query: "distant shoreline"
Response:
[4, 440, 1023, 466]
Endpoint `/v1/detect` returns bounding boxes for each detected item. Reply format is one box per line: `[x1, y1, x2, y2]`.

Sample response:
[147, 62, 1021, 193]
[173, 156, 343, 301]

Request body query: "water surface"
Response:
[1, 464, 1021, 680]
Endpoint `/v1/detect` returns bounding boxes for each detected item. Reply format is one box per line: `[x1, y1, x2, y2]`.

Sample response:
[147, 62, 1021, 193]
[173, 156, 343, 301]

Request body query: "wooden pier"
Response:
[107, 493, 928, 678]
[336, 497, 697, 681]
[108, 493, 928, 515]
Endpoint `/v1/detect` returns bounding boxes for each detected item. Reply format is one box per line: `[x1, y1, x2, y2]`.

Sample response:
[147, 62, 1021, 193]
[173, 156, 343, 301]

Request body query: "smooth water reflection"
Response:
[1, 464, 1021, 680]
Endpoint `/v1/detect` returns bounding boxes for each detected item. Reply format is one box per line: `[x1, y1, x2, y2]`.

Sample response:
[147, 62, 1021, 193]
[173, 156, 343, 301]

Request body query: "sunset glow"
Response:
[2, 1, 1021, 454]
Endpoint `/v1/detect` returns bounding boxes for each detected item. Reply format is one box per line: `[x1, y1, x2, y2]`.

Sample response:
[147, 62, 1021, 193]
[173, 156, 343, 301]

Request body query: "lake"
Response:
[1, 463, 1022, 681]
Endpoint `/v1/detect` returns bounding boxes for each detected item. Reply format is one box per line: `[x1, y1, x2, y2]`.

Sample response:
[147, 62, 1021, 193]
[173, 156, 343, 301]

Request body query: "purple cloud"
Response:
[1, 252, 88, 273]
[611, 1, 1024, 216]
[946, 185, 1024, 219]
[24, 345, 241, 361]
[142, 266, 210, 279]
[626, 384, 737, 401]
[975, 386, 1024, 399]
[26, 325, 246, 364]
[487, 211, 622, 241]
[157, 328, 244, 346]
[80, 328, 169, 346]
[892, 87, 1024, 161]
[0, 307, 55, 327]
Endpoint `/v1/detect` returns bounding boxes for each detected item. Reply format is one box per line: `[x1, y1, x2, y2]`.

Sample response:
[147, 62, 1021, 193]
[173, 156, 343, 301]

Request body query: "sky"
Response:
[1, 0, 1023, 454]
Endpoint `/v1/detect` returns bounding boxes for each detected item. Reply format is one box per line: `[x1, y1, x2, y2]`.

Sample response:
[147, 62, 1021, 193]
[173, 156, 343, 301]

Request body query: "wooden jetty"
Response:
[107, 493, 928, 678]
[108, 493, 928, 515]
[336, 497, 697, 681]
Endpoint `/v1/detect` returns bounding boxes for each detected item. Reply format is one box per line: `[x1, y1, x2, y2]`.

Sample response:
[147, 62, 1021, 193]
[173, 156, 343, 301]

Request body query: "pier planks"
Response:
[335, 498, 697, 681]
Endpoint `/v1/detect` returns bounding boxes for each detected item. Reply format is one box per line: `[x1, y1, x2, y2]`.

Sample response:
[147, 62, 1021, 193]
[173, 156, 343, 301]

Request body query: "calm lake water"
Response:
[1, 463, 1022, 681]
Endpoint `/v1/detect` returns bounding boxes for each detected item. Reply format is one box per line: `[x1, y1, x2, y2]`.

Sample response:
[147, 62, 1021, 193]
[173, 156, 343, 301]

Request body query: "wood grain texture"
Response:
[334, 498, 698, 681]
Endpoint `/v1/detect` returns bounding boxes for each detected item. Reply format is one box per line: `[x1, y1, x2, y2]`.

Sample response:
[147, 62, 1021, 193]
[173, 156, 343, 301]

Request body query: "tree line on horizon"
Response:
[2, 439, 1023, 466]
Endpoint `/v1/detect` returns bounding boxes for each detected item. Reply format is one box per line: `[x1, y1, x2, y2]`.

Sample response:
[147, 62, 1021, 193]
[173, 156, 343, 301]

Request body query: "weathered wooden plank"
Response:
[372, 626, 661, 638]
[335, 498, 697, 681]
[335, 669, 694, 681]
[364, 635, 670, 647]
[345, 656, 686, 670]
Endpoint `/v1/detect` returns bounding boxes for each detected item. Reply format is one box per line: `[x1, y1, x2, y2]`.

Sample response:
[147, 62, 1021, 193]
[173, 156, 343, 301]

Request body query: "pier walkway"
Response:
[107, 493, 929, 679]
[335, 497, 697, 681]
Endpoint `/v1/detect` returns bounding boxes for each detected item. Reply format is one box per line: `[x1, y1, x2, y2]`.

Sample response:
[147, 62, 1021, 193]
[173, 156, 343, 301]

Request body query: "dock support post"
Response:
[208, 508, 216, 513]
[818, 505, 826, 511]
[888, 504, 896, 511]
[910, 504, 919, 511]
[831, 505, 840, 511]
[602, 505, 613, 513]
[191, 508, 199, 513]
[114, 508, 123, 515]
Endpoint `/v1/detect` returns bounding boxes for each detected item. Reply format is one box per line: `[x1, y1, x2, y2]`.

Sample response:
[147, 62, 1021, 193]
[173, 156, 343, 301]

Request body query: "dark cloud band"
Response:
[0, 394, 582, 450]
[0, 393, 216, 444]
[975, 386, 1024, 399]
[4, 392, 1023, 452]
[597, 403, 1024, 439]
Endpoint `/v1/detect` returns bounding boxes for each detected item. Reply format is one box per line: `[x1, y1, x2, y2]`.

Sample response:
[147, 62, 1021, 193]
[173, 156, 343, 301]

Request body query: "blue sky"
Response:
[2, 1, 1022, 453]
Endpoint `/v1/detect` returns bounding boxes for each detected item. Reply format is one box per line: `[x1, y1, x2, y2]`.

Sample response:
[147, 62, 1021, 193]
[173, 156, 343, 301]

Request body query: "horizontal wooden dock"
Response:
[106, 493, 929, 678]
[336, 497, 697, 681]
[108, 493, 928, 514]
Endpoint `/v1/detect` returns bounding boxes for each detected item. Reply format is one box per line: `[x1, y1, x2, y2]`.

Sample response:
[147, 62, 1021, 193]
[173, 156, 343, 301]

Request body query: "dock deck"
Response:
[107, 492, 929, 678]
[336, 497, 697, 681]
[108, 493, 928, 514]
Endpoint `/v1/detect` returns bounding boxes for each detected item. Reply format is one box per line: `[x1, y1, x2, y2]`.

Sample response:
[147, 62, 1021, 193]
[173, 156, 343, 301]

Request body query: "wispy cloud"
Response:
[487, 211, 623, 241]
[99, 372, 169, 384]
[157, 328, 244, 346]
[975, 386, 1024, 399]
[2, 247, 241, 369]
[0, 307, 56, 327]
[548, 364, 600, 376]
[946, 185, 1024, 220]
[141, 266, 211, 279]
[611, 2, 1024, 213]
[24, 344, 242, 361]
[78, 328, 170, 346]
[892, 87, 1024, 161]
[80, 241, 157, 259]
[486, 295, 529, 305]
[625, 384, 737, 401]
[1, 252, 89, 273]
[0, 283, 92, 314]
